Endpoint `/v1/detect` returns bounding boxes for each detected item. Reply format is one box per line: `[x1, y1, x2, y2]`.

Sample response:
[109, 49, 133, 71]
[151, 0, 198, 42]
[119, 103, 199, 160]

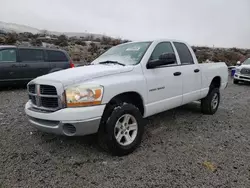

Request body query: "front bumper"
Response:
[234, 74, 250, 82]
[25, 101, 106, 136]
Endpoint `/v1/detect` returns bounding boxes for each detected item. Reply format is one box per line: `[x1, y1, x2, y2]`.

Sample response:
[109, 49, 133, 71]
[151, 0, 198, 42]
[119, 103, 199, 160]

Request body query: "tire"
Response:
[98, 103, 144, 156]
[233, 79, 239, 84]
[201, 88, 220, 115]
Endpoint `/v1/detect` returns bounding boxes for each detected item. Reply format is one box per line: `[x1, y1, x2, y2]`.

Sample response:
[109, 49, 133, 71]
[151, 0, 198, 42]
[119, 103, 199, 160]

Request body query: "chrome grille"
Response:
[41, 97, 58, 108]
[29, 95, 37, 105]
[40, 85, 57, 95]
[240, 68, 250, 75]
[28, 84, 61, 112]
[28, 84, 36, 94]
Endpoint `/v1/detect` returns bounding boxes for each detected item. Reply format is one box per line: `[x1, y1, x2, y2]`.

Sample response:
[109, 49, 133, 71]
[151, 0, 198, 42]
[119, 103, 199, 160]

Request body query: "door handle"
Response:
[173, 72, 182, 76]
[20, 64, 28, 67]
[11, 64, 17, 67]
[194, 69, 200, 73]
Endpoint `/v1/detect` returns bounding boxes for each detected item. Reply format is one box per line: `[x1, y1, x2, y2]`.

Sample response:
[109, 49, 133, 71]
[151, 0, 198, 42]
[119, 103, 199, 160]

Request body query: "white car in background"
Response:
[234, 58, 250, 84]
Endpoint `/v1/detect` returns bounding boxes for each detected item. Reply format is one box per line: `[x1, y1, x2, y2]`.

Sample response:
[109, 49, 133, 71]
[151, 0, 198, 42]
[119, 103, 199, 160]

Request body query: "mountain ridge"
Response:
[0, 21, 103, 38]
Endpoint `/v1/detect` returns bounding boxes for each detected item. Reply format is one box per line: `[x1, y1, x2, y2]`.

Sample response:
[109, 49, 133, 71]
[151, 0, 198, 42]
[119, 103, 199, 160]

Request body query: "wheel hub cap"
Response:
[211, 93, 219, 109]
[114, 114, 138, 146]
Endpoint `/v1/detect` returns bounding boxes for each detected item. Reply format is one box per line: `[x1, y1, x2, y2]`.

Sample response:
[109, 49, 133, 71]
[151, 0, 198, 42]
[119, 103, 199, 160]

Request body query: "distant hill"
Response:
[0, 21, 103, 38]
[0, 21, 39, 34]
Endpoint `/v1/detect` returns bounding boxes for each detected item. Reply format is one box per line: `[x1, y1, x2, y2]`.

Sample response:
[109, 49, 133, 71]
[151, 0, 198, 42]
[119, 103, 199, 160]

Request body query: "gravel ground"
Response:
[1, 78, 250, 188]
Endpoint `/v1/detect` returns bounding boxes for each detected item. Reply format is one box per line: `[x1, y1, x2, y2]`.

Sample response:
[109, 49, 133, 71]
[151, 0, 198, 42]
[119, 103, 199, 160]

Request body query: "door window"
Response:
[47, 50, 68, 62]
[173, 42, 194, 65]
[19, 49, 45, 62]
[0, 49, 17, 62]
[150, 42, 175, 64]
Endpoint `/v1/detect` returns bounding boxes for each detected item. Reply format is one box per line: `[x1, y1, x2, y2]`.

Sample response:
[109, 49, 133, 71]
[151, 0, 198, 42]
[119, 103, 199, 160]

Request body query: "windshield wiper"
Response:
[99, 60, 125, 66]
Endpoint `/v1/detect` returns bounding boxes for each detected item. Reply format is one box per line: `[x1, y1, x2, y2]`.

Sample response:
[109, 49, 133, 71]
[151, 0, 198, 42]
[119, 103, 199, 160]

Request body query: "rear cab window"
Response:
[19, 49, 45, 62]
[46, 50, 68, 62]
[173, 42, 194, 65]
[0, 49, 17, 62]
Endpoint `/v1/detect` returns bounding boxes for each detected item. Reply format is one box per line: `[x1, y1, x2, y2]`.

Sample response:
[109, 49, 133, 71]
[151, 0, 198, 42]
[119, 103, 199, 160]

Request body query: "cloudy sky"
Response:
[0, 0, 249, 48]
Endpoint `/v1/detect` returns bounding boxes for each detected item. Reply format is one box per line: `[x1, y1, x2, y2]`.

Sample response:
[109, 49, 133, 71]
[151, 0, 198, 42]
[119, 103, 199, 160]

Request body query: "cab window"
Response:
[173, 42, 194, 65]
[0, 49, 17, 62]
[150, 42, 176, 65]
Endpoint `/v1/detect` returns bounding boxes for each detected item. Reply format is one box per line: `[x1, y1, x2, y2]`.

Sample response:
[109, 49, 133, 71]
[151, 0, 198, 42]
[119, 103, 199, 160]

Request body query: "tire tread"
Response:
[201, 88, 220, 115]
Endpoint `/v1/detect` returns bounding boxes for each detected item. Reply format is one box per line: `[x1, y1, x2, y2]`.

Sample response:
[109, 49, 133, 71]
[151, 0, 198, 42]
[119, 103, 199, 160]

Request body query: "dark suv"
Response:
[0, 45, 74, 86]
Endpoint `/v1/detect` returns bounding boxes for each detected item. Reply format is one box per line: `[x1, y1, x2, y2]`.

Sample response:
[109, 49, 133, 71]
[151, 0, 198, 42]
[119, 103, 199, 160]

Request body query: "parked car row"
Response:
[0, 46, 74, 86]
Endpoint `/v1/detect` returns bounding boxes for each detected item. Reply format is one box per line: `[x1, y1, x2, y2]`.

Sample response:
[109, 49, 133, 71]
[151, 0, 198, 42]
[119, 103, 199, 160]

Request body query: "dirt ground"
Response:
[0, 78, 250, 188]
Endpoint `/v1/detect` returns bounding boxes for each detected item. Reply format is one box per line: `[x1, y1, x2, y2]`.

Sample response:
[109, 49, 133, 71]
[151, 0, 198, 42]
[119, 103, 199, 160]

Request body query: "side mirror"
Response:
[147, 53, 176, 69]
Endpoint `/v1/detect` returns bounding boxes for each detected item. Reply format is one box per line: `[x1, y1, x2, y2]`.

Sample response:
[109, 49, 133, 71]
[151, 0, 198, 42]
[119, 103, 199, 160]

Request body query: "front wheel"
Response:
[201, 88, 220, 115]
[98, 103, 144, 156]
[233, 79, 239, 84]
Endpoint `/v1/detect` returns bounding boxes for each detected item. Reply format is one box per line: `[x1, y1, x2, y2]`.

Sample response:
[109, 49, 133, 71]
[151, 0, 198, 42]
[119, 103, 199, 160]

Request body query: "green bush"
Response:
[5, 33, 17, 45]
[54, 35, 68, 46]
[75, 40, 86, 46]
[31, 39, 42, 46]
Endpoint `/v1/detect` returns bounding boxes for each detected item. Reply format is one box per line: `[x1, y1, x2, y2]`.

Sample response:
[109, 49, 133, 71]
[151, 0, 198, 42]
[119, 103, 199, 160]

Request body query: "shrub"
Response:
[100, 36, 112, 45]
[31, 39, 42, 46]
[5, 33, 17, 45]
[75, 40, 86, 46]
[95, 38, 101, 42]
[0, 37, 6, 44]
[54, 35, 68, 46]
[88, 42, 99, 54]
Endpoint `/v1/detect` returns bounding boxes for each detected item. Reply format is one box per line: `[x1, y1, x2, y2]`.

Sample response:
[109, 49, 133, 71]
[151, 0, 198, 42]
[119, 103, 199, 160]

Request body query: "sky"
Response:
[0, 0, 249, 48]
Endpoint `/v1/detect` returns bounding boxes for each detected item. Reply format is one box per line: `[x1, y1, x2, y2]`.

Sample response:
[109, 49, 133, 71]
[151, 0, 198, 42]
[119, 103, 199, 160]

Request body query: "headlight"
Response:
[236, 68, 241, 73]
[65, 85, 103, 107]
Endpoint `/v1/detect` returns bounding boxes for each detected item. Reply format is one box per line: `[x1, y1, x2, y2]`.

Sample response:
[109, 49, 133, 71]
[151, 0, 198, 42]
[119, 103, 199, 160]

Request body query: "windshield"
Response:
[242, 58, 250, 65]
[92, 42, 152, 65]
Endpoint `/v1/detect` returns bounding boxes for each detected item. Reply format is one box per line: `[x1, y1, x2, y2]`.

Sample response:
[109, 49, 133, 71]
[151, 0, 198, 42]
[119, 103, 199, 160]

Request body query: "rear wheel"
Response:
[201, 88, 220, 115]
[233, 79, 239, 84]
[98, 103, 144, 156]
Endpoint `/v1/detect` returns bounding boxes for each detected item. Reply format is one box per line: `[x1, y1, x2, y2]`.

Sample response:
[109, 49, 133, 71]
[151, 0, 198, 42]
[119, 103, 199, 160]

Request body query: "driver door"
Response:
[143, 42, 183, 117]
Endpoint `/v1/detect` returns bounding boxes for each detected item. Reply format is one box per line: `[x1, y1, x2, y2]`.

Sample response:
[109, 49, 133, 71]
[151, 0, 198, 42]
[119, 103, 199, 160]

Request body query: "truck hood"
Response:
[35, 64, 134, 86]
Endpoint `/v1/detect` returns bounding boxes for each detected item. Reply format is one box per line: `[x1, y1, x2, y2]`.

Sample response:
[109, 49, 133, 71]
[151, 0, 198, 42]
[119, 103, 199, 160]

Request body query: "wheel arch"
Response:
[210, 76, 221, 90]
[99, 91, 145, 135]
[105, 91, 145, 116]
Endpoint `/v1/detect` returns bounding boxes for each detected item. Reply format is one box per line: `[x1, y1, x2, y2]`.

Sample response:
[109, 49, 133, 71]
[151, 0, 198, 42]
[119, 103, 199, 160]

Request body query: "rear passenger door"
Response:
[173, 42, 202, 104]
[18, 48, 50, 79]
[46, 50, 70, 71]
[0, 48, 20, 82]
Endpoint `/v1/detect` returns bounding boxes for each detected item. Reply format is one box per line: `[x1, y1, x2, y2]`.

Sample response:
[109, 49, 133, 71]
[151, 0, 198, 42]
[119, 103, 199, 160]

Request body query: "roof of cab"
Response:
[0, 45, 17, 49]
[119, 39, 189, 46]
[0, 45, 66, 52]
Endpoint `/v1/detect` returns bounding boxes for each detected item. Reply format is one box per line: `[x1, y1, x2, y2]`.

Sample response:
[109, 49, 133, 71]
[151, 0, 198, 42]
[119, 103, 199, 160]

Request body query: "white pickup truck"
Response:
[234, 58, 250, 84]
[25, 40, 228, 156]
